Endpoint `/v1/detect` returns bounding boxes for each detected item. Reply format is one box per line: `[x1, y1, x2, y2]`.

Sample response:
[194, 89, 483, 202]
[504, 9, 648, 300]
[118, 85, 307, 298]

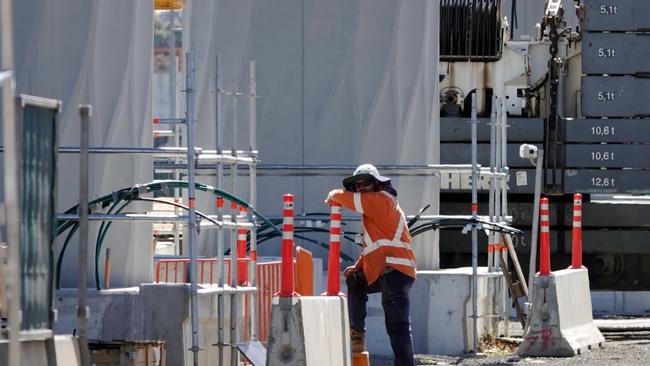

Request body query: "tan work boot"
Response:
[350, 329, 367, 353]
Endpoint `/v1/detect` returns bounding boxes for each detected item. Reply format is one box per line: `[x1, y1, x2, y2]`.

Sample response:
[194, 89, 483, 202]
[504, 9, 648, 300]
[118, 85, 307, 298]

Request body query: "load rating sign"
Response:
[564, 170, 650, 194]
[565, 145, 650, 168]
[563, 118, 650, 193]
[581, 76, 650, 117]
[583, 0, 650, 32]
[582, 33, 650, 75]
[563, 118, 650, 143]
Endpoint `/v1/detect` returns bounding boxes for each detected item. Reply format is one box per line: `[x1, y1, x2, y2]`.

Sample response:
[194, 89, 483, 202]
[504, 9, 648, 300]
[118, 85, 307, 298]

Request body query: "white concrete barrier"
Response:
[519, 268, 605, 357]
[55, 335, 81, 366]
[267, 296, 351, 366]
[0, 336, 79, 365]
[411, 268, 507, 355]
[592, 291, 650, 316]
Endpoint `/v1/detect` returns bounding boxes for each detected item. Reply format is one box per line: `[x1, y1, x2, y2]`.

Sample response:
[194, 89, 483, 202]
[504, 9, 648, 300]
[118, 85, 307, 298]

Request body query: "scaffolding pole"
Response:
[248, 59, 259, 342]
[169, 29, 182, 255]
[215, 53, 227, 366]
[0, 0, 20, 363]
[77, 105, 92, 365]
[488, 97, 497, 272]
[185, 50, 201, 366]
[470, 94, 479, 354]
[229, 60, 240, 366]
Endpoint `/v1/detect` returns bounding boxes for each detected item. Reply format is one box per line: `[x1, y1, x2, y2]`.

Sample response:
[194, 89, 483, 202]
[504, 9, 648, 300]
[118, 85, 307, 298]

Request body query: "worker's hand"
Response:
[325, 189, 344, 205]
[344, 265, 359, 278]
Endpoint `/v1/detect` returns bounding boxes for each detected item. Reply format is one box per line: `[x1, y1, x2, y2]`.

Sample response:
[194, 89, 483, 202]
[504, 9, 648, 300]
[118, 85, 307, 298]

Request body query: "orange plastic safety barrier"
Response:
[155, 257, 251, 285]
[295, 247, 313, 296]
[154, 251, 313, 343]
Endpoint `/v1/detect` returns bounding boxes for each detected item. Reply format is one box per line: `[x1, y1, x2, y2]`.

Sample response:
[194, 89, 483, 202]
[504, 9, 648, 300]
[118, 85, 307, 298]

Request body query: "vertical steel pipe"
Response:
[215, 54, 226, 366]
[0, 0, 20, 362]
[229, 62, 239, 366]
[500, 99, 509, 269]
[527, 149, 544, 308]
[185, 51, 200, 366]
[248, 59, 259, 340]
[470, 94, 479, 354]
[488, 97, 497, 272]
[78, 105, 92, 366]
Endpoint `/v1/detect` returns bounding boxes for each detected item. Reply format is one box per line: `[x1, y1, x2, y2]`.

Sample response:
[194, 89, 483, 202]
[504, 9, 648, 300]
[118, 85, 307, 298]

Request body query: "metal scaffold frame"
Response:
[50, 49, 261, 366]
[151, 50, 262, 365]
[0, 0, 21, 364]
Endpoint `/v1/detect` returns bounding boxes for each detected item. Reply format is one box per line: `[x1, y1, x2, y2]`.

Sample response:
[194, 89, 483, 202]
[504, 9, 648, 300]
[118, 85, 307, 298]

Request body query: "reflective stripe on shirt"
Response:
[363, 239, 411, 256]
[354, 192, 363, 213]
[386, 257, 417, 268]
[361, 192, 410, 257]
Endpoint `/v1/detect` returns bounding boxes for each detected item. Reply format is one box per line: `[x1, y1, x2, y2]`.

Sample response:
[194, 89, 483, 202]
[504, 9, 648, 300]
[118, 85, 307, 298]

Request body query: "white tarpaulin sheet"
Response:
[185, 0, 441, 268]
[11, 0, 154, 287]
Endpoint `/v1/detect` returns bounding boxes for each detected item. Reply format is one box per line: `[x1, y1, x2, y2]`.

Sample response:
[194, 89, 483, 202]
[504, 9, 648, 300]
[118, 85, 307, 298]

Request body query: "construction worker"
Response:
[325, 164, 417, 366]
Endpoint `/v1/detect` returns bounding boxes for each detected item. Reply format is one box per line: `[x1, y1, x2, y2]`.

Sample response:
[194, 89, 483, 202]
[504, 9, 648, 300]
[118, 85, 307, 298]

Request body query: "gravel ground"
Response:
[370, 330, 650, 366]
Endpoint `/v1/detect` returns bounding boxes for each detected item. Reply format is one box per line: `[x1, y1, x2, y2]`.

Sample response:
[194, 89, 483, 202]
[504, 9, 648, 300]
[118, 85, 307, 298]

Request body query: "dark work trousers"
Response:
[347, 269, 415, 366]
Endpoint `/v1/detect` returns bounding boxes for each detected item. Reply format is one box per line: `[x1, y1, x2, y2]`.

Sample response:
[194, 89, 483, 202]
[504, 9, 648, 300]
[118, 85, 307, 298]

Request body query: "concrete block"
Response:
[410, 268, 507, 355]
[0, 337, 51, 365]
[55, 335, 81, 366]
[519, 269, 605, 357]
[592, 291, 650, 316]
[54, 287, 141, 341]
[267, 296, 351, 366]
[55, 284, 243, 366]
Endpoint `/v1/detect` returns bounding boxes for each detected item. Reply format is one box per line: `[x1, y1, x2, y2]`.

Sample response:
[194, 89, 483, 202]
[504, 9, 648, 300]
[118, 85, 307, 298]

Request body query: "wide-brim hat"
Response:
[342, 163, 391, 190]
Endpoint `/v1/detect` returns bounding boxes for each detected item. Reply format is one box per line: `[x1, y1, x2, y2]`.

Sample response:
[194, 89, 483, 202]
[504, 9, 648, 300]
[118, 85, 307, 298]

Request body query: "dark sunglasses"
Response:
[354, 179, 375, 187]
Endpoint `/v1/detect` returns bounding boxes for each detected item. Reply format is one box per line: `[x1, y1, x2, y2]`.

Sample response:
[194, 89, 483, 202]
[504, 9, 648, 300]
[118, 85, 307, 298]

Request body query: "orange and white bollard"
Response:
[570, 193, 583, 269]
[325, 202, 343, 296]
[237, 206, 248, 284]
[539, 197, 551, 276]
[280, 194, 295, 296]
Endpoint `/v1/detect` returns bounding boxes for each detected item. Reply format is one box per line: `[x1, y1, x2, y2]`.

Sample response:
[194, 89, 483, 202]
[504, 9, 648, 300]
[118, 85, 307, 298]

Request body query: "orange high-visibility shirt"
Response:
[327, 189, 417, 285]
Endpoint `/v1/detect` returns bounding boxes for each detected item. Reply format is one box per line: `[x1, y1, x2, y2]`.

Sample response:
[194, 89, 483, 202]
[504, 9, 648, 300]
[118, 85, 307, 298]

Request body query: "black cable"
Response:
[410, 217, 524, 238]
[510, 0, 518, 39]
[130, 197, 222, 227]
